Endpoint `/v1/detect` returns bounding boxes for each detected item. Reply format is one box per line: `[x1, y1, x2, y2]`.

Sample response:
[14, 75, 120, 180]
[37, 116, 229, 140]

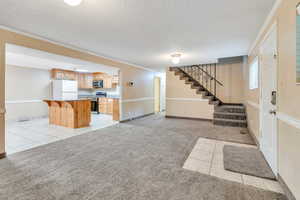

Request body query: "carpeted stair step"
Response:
[213, 118, 247, 128]
[209, 100, 220, 106]
[196, 90, 208, 96]
[203, 95, 214, 100]
[215, 105, 245, 113]
[214, 112, 247, 120]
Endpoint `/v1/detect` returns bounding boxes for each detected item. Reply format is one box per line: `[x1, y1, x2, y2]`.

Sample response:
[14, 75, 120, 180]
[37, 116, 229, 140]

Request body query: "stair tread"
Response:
[214, 112, 246, 116]
[213, 118, 247, 123]
[217, 105, 245, 109]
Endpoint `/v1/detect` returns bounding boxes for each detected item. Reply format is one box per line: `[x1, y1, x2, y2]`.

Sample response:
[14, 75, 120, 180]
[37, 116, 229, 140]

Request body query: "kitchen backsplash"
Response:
[78, 86, 120, 97]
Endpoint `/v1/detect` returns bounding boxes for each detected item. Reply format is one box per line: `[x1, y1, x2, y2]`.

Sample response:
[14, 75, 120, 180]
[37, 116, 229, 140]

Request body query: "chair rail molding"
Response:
[277, 112, 300, 130]
[247, 101, 260, 109]
[166, 97, 208, 102]
[120, 97, 154, 103]
[5, 100, 43, 104]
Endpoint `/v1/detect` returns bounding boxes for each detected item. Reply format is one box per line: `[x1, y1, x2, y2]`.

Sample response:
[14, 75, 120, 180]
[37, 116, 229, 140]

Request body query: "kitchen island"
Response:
[44, 99, 91, 128]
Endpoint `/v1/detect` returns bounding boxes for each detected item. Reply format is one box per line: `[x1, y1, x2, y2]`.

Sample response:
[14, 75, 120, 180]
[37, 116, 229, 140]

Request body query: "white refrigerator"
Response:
[52, 80, 78, 100]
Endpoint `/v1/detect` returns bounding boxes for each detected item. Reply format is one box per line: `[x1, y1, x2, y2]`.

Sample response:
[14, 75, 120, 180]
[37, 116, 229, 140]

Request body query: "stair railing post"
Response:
[214, 63, 217, 100]
[210, 64, 212, 93]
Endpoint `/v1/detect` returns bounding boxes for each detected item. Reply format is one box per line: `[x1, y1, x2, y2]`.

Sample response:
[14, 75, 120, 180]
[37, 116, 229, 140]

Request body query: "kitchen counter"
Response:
[44, 99, 91, 128]
[44, 98, 92, 101]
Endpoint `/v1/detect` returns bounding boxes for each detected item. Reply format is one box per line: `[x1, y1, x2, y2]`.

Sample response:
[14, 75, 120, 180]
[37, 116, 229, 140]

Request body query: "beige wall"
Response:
[0, 41, 5, 154]
[217, 61, 245, 104]
[0, 28, 155, 154]
[5, 65, 51, 121]
[245, 0, 300, 198]
[166, 69, 214, 119]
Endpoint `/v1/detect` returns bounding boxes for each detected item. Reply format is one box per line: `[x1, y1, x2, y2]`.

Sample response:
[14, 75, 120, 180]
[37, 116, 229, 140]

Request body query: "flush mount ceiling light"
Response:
[64, 0, 82, 6]
[171, 53, 182, 64]
[75, 68, 88, 72]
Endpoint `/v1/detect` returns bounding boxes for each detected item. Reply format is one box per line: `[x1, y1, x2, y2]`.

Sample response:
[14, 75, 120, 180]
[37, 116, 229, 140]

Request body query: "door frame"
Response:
[258, 22, 278, 175]
[154, 76, 161, 113]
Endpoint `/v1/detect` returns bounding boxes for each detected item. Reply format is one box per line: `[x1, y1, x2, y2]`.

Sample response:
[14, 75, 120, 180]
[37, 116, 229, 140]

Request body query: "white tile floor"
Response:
[183, 137, 284, 194]
[5, 114, 118, 155]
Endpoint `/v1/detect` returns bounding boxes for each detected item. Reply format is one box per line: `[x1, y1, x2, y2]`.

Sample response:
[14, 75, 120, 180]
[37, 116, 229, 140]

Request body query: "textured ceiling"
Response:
[0, 0, 275, 71]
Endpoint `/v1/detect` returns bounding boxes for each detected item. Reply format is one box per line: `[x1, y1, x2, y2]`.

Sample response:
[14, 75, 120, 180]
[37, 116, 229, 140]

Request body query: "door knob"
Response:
[269, 109, 276, 115]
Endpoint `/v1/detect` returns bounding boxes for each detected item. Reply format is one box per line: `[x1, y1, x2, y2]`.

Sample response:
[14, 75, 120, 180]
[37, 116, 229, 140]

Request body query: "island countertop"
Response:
[44, 99, 91, 129]
[44, 98, 92, 102]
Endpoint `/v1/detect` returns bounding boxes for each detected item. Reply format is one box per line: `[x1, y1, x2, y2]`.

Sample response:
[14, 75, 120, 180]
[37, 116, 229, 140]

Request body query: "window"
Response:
[249, 57, 259, 90]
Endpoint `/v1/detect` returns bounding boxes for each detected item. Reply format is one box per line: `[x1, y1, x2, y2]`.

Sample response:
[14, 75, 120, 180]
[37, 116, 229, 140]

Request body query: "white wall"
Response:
[5, 65, 51, 122]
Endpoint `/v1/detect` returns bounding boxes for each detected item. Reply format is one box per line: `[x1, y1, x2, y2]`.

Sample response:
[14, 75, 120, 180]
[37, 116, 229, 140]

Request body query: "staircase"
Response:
[170, 65, 247, 128]
[214, 105, 247, 128]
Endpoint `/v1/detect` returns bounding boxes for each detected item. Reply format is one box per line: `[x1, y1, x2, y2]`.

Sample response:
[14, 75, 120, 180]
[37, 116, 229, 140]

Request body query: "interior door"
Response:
[260, 26, 278, 175]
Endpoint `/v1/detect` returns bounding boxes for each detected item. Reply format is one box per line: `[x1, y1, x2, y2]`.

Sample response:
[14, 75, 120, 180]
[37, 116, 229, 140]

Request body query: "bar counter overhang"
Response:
[44, 99, 91, 128]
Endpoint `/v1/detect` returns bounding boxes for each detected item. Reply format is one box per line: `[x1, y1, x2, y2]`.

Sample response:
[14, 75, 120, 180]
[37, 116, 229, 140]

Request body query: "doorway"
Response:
[259, 23, 278, 175]
[4, 44, 120, 155]
[154, 77, 161, 113]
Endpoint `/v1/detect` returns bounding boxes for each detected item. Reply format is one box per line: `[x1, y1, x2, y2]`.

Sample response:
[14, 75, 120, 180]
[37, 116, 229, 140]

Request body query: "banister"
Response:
[181, 65, 224, 86]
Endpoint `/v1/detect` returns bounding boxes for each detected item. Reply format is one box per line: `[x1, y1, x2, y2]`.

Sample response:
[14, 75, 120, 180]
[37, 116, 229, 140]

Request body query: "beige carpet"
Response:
[127, 114, 256, 145]
[0, 119, 285, 200]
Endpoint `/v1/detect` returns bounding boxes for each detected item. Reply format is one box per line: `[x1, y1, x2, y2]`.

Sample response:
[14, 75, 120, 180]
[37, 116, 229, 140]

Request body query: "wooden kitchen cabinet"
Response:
[107, 98, 113, 114]
[78, 73, 93, 89]
[85, 73, 93, 89]
[93, 72, 104, 81]
[98, 98, 107, 113]
[98, 98, 114, 115]
[51, 69, 76, 80]
[93, 73, 118, 89]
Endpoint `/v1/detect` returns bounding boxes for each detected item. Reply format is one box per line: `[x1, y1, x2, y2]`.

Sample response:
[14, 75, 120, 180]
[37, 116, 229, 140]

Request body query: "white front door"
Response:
[260, 25, 278, 175]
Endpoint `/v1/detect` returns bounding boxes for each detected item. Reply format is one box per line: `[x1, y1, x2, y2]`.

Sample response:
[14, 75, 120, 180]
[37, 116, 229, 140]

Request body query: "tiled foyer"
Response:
[183, 137, 284, 194]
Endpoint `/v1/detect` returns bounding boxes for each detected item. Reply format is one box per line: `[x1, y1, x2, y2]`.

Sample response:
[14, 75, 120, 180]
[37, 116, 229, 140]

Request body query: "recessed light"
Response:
[171, 53, 182, 64]
[64, 0, 82, 6]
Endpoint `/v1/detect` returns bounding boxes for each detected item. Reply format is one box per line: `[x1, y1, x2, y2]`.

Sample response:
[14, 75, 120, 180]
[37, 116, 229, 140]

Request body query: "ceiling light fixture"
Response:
[171, 53, 182, 65]
[64, 0, 82, 6]
[297, 4, 300, 15]
[75, 69, 88, 72]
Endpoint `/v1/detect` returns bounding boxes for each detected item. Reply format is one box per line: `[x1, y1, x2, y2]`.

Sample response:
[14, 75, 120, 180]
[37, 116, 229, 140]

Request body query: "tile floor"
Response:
[5, 114, 118, 155]
[183, 137, 284, 194]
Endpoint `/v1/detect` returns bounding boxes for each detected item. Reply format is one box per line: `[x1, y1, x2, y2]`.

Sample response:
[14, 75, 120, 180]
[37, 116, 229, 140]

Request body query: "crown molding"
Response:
[0, 25, 155, 72]
[248, 0, 282, 55]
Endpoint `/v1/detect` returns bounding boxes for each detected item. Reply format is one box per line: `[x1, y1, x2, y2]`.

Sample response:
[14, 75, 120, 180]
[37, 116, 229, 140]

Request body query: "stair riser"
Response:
[213, 120, 247, 128]
[214, 113, 246, 120]
[215, 108, 245, 113]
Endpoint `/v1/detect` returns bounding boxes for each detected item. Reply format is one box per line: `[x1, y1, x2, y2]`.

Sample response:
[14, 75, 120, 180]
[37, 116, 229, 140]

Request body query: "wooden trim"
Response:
[247, 128, 260, 147]
[0, 25, 154, 72]
[0, 152, 6, 159]
[120, 113, 155, 123]
[278, 174, 296, 200]
[247, 101, 260, 110]
[165, 115, 213, 122]
[120, 97, 154, 103]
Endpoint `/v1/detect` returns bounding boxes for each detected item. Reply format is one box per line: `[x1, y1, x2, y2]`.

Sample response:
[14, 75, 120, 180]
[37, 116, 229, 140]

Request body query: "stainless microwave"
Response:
[93, 80, 104, 88]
